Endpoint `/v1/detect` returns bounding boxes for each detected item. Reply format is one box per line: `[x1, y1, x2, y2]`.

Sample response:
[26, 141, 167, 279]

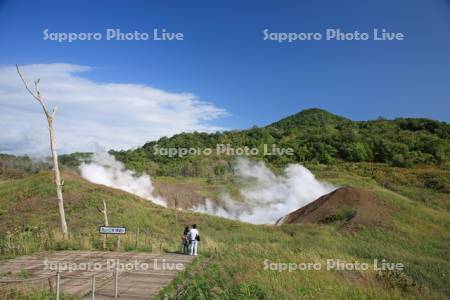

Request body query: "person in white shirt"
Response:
[188, 224, 199, 256]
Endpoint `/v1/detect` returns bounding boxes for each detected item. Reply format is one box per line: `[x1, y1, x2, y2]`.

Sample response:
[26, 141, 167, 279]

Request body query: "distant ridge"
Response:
[51, 107, 450, 177]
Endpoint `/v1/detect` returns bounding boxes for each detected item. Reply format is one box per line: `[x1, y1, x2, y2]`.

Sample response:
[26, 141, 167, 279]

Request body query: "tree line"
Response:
[109, 109, 450, 177]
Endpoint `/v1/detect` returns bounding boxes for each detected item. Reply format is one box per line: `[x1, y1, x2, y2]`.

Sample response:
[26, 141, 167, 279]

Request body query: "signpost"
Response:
[99, 226, 127, 234]
[99, 226, 127, 250]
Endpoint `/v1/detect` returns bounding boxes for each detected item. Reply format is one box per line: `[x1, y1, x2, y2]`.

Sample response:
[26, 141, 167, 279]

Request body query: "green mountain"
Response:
[109, 108, 450, 177]
[269, 108, 351, 128]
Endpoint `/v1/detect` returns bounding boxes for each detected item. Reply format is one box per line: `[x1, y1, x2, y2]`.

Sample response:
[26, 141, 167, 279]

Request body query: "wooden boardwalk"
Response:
[0, 250, 194, 299]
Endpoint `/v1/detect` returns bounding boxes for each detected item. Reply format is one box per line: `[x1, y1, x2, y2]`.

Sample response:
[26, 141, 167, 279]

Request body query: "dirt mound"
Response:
[276, 186, 392, 230]
[153, 181, 209, 209]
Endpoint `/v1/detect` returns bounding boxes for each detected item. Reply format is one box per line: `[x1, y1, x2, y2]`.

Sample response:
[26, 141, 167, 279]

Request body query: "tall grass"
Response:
[0, 228, 184, 259]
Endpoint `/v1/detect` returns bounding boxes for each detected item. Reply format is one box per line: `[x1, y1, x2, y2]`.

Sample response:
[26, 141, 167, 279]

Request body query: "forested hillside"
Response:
[2, 108, 449, 180]
[111, 108, 450, 177]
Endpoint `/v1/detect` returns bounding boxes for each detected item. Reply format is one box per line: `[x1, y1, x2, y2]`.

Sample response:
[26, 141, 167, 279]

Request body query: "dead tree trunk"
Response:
[16, 65, 69, 240]
[98, 200, 109, 249]
[101, 200, 109, 226]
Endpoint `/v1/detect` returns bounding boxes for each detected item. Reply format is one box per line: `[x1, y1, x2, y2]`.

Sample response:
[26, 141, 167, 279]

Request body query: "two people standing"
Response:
[181, 224, 200, 256]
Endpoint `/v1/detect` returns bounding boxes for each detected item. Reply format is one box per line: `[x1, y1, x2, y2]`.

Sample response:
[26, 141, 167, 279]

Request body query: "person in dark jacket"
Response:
[181, 226, 190, 254]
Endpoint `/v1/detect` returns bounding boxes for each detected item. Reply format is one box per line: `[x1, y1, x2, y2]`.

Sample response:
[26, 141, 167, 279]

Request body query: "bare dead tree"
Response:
[97, 200, 109, 227]
[97, 200, 109, 249]
[16, 64, 69, 240]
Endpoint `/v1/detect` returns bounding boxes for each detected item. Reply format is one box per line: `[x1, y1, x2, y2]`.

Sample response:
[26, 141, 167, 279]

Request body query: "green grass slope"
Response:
[0, 169, 449, 299]
[158, 168, 449, 299]
[0, 171, 232, 255]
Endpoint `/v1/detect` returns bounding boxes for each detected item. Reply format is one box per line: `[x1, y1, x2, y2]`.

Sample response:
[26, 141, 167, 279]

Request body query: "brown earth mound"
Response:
[276, 186, 392, 230]
[153, 181, 210, 209]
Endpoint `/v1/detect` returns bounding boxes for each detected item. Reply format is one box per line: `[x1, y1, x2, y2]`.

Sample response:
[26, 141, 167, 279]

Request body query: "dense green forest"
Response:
[1, 109, 449, 179]
[110, 109, 450, 177]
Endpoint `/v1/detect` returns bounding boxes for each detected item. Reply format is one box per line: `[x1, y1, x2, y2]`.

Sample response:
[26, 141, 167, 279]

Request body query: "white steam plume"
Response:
[79, 152, 166, 207]
[193, 158, 335, 224]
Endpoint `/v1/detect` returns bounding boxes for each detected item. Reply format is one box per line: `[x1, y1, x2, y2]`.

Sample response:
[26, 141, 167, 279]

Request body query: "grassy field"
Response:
[156, 167, 449, 299]
[0, 166, 449, 299]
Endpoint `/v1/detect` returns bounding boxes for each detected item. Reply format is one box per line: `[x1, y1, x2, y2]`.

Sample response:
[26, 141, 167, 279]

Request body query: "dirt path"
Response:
[0, 250, 194, 299]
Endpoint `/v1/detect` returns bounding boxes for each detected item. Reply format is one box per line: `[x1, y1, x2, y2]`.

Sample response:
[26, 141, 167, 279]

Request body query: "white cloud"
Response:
[0, 63, 227, 155]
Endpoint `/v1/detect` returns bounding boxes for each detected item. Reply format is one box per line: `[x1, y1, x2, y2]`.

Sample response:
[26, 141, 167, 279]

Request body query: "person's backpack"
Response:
[196, 234, 201, 242]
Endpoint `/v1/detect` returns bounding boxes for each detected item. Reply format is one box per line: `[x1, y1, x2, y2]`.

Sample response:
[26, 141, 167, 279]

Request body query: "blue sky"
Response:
[0, 0, 449, 154]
